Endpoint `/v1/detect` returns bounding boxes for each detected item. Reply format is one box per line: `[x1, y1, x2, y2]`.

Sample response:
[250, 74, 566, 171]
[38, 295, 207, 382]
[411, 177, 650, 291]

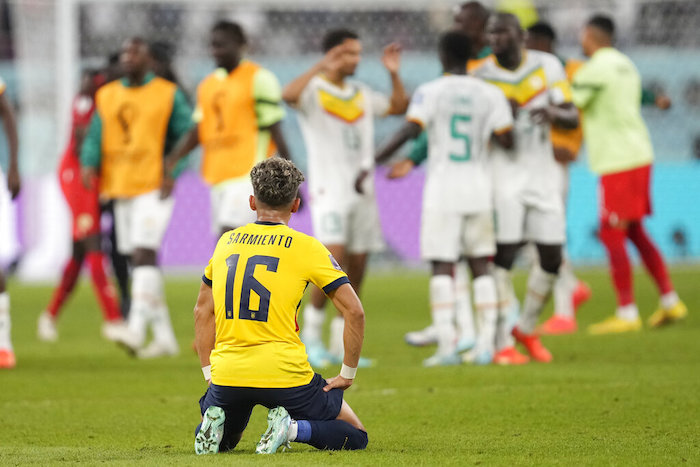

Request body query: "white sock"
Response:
[300, 304, 325, 344]
[518, 267, 557, 334]
[151, 303, 178, 350]
[329, 316, 344, 358]
[473, 275, 498, 355]
[287, 420, 298, 442]
[0, 292, 12, 351]
[660, 291, 679, 310]
[430, 275, 456, 355]
[553, 259, 576, 319]
[129, 266, 162, 348]
[494, 267, 516, 350]
[454, 262, 475, 343]
[616, 304, 639, 321]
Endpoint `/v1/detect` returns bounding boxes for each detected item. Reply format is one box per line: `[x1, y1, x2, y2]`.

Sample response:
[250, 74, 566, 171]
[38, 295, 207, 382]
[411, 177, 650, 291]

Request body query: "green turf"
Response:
[1, 266, 699, 465]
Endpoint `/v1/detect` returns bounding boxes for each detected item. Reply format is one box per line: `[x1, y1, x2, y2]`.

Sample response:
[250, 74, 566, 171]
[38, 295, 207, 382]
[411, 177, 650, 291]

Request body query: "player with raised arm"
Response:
[282, 29, 408, 368]
[37, 70, 126, 343]
[81, 37, 192, 358]
[572, 15, 686, 334]
[165, 21, 290, 235]
[473, 13, 579, 364]
[193, 158, 368, 455]
[0, 75, 19, 369]
[375, 31, 513, 366]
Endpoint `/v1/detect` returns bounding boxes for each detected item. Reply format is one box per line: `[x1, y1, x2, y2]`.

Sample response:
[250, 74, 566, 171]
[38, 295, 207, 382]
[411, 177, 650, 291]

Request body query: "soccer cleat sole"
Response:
[255, 406, 291, 454]
[195, 406, 225, 455]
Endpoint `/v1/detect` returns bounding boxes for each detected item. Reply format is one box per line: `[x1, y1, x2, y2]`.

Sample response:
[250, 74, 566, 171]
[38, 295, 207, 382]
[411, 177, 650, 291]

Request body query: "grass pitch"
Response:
[1, 266, 699, 465]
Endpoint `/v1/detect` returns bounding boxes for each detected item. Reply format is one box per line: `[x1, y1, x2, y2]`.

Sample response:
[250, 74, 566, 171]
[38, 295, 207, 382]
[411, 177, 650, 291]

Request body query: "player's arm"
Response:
[381, 43, 409, 115]
[323, 283, 365, 392]
[282, 42, 348, 106]
[255, 69, 291, 159]
[387, 130, 427, 179]
[80, 112, 103, 190]
[531, 102, 579, 130]
[0, 92, 19, 199]
[571, 61, 603, 111]
[161, 88, 194, 199]
[641, 87, 671, 110]
[492, 127, 514, 149]
[193, 281, 215, 385]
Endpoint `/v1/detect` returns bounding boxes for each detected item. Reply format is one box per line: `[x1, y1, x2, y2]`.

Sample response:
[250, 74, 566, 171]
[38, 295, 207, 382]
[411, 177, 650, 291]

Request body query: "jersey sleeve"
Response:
[544, 54, 572, 105]
[571, 59, 604, 110]
[306, 237, 350, 295]
[80, 111, 103, 169]
[487, 86, 514, 135]
[405, 84, 433, 129]
[407, 131, 429, 165]
[369, 87, 391, 117]
[253, 68, 285, 128]
[202, 257, 213, 287]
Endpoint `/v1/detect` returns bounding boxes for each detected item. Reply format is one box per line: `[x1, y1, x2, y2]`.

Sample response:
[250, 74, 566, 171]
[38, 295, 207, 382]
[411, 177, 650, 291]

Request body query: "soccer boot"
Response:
[0, 348, 16, 369]
[195, 406, 225, 455]
[538, 315, 577, 335]
[101, 320, 130, 343]
[462, 347, 493, 366]
[136, 340, 179, 359]
[456, 335, 476, 353]
[304, 340, 332, 369]
[256, 406, 291, 454]
[404, 325, 438, 347]
[648, 301, 688, 328]
[588, 315, 642, 335]
[492, 346, 530, 365]
[37, 311, 58, 342]
[512, 327, 552, 363]
[573, 281, 592, 313]
[423, 351, 461, 367]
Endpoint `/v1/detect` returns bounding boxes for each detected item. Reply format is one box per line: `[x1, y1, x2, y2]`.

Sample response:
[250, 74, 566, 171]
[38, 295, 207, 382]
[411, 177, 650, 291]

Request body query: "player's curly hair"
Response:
[250, 157, 305, 208]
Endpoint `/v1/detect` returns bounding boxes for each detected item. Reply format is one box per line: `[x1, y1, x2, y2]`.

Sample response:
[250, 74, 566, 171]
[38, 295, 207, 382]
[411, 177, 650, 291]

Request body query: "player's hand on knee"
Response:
[323, 375, 353, 392]
[388, 159, 414, 179]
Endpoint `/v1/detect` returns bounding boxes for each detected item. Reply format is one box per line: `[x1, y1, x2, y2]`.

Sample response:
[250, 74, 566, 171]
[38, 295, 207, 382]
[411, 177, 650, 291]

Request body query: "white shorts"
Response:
[494, 194, 566, 245]
[113, 190, 175, 255]
[420, 210, 496, 262]
[210, 179, 257, 233]
[310, 193, 383, 254]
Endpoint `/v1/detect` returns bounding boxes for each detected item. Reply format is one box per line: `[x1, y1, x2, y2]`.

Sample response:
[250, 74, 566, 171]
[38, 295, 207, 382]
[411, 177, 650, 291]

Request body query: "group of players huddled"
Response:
[0, 1, 687, 375]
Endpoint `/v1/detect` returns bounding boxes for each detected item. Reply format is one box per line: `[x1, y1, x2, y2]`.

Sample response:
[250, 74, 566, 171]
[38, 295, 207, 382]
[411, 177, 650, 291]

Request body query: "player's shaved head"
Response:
[581, 14, 615, 57]
[439, 30, 472, 70]
[251, 158, 305, 209]
[454, 2, 490, 42]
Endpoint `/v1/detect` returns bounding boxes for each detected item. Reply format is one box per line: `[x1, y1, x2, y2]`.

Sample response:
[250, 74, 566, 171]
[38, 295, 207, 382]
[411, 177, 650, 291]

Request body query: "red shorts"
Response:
[59, 152, 101, 241]
[599, 164, 652, 226]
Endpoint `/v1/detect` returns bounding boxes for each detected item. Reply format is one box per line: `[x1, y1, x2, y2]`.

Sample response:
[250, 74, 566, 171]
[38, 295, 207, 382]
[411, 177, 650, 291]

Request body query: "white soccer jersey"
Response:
[296, 75, 390, 203]
[472, 50, 572, 208]
[407, 74, 513, 214]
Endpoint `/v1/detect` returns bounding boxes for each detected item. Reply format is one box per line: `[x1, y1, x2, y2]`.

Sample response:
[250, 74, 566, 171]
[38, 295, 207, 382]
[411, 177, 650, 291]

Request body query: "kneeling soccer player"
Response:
[193, 157, 368, 454]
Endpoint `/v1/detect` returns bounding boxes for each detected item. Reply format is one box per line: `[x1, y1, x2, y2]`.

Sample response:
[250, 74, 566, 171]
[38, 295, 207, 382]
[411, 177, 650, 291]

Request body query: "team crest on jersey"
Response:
[317, 88, 365, 123]
[329, 254, 343, 271]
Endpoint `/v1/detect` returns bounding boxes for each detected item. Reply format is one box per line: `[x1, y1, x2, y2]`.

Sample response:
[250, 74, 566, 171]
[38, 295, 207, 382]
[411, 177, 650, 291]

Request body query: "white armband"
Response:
[202, 365, 211, 381]
[340, 363, 357, 379]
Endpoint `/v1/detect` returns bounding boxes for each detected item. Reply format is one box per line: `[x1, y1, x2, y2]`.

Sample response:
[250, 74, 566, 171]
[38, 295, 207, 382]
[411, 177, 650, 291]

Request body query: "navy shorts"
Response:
[198, 373, 343, 448]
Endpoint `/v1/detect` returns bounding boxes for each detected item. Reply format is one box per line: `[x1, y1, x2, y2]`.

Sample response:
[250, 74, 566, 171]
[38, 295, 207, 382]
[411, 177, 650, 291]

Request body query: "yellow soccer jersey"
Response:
[203, 221, 349, 388]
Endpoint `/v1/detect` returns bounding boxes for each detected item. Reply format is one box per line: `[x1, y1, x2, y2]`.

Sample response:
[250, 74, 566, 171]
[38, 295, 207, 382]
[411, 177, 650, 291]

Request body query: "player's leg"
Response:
[491, 197, 529, 365]
[196, 384, 253, 454]
[0, 270, 15, 368]
[103, 201, 131, 318]
[256, 374, 368, 453]
[454, 260, 475, 352]
[626, 221, 686, 326]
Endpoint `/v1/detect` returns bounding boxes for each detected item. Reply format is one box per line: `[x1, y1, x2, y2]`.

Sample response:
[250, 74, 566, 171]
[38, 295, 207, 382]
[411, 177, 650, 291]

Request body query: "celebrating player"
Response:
[193, 158, 368, 455]
[37, 70, 126, 343]
[282, 28, 408, 367]
[0, 75, 19, 369]
[376, 31, 514, 366]
[81, 37, 193, 358]
[473, 13, 579, 364]
[572, 15, 687, 333]
[165, 21, 290, 235]
[402, 0, 492, 352]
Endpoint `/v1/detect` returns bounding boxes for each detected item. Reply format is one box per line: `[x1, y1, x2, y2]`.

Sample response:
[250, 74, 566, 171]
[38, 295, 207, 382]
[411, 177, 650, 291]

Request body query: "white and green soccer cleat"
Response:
[195, 406, 225, 455]
[255, 406, 291, 454]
